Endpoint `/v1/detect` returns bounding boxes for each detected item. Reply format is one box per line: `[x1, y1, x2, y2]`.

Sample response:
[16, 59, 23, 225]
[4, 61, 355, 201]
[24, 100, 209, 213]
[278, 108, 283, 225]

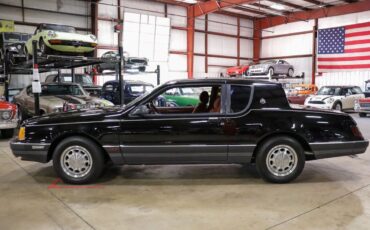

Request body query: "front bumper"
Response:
[0, 121, 18, 129]
[10, 138, 50, 163]
[310, 140, 369, 159]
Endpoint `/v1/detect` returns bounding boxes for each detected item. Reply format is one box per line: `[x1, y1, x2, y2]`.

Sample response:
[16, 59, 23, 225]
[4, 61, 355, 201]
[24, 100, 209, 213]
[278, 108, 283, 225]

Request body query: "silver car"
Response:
[248, 59, 294, 77]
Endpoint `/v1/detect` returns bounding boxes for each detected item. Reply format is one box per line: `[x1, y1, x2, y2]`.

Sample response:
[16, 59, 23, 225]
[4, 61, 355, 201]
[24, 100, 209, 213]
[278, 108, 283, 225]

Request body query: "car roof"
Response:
[163, 78, 281, 86]
[41, 82, 80, 86]
[104, 80, 153, 85]
[321, 85, 358, 88]
[47, 73, 88, 77]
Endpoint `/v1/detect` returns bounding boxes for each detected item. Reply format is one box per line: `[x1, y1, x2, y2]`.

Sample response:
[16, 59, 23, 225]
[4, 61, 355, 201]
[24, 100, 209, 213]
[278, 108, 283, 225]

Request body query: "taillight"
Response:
[351, 125, 364, 139]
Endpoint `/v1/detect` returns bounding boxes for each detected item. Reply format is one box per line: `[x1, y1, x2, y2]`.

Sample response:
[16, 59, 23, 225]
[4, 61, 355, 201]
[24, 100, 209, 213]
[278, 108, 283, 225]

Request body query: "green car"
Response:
[25, 23, 97, 57]
[163, 87, 200, 107]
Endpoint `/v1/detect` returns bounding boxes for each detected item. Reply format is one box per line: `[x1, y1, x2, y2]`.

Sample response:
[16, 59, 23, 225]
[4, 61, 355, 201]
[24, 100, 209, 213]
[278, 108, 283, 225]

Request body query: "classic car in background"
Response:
[25, 23, 97, 57]
[355, 98, 370, 117]
[248, 60, 294, 77]
[304, 86, 365, 111]
[10, 79, 369, 184]
[163, 87, 200, 107]
[0, 32, 31, 65]
[226, 64, 250, 77]
[364, 80, 370, 98]
[101, 80, 154, 105]
[287, 84, 318, 105]
[0, 99, 17, 138]
[95, 51, 148, 73]
[14, 83, 113, 120]
[45, 73, 102, 96]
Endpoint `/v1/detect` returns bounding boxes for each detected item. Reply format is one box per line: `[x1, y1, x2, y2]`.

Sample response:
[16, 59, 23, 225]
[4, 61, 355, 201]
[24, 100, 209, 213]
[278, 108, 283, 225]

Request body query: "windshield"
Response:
[262, 60, 276, 64]
[129, 84, 154, 94]
[3, 33, 21, 42]
[43, 24, 76, 33]
[21, 34, 31, 41]
[41, 85, 85, 96]
[317, 87, 342, 96]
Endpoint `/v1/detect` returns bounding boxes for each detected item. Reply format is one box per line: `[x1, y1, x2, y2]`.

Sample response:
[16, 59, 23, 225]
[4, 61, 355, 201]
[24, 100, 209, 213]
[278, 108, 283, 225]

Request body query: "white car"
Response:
[304, 86, 364, 111]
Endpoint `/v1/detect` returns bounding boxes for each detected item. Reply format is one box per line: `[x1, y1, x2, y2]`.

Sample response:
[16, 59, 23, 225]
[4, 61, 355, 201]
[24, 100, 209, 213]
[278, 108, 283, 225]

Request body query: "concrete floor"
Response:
[1, 115, 370, 230]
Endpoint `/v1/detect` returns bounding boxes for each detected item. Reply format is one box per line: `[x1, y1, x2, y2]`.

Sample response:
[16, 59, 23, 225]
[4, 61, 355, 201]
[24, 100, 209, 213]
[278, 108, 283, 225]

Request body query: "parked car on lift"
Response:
[0, 32, 31, 66]
[248, 60, 294, 77]
[10, 78, 369, 184]
[0, 99, 18, 138]
[45, 73, 102, 96]
[101, 80, 154, 105]
[95, 51, 148, 73]
[226, 64, 250, 77]
[25, 23, 97, 58]
[304, 86, 365, 111]
[13, 83, 113, 120]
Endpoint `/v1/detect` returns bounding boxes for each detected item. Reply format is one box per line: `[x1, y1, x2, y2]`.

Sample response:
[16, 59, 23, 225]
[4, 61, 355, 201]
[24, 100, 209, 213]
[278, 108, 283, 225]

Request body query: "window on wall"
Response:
[123, 12, 170, 62]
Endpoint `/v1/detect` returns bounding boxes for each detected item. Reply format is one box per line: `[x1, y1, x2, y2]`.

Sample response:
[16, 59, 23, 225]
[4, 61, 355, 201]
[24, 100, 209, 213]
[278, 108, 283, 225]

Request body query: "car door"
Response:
[350, 86, 365, 107]
[223, 84, 256, 163]
[119, 83, 228, 164]
[341, 88, 354, 110]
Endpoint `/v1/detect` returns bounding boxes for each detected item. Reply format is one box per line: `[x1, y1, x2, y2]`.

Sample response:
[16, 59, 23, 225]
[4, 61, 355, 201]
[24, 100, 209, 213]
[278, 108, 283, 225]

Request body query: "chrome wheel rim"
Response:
[40, 42, 45, 54]
[269, 69, 274, 76]
[335, 104, 341, 111]
[288, 69, 293, 77]
[60, 146, 93, 178]
[266, 145, 297, 177]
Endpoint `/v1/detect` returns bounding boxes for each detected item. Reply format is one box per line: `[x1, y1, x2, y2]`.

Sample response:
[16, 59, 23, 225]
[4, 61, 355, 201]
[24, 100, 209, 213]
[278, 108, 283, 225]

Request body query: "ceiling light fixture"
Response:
[270, 4, 285, 10]
[180, 0, 198, 4]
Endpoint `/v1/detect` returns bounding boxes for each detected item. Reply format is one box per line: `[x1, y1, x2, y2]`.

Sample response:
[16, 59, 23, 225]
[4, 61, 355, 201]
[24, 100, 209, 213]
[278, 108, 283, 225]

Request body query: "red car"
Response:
[0, 100, 18, 138]
[356, 97, 370, 117]
[226, 65, 250, 77]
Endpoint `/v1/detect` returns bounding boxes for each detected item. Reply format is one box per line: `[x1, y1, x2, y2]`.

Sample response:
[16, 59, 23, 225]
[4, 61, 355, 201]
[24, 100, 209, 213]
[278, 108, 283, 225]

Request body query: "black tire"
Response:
[256, 136, 305, 183]
[288, 68, 294, 78]
[24, 47, 32, 61]
[139, 66, 146, 72]
[268, 67, 274, 76]
[1, 129, 14, 139]
[39, 39, 51, 55]
[52, 136, 105, 184]
[96, 65, 102, 73]
[332, 101, 342, 111]
[17, 104, 27, 123]
[359, 113, 366, 117]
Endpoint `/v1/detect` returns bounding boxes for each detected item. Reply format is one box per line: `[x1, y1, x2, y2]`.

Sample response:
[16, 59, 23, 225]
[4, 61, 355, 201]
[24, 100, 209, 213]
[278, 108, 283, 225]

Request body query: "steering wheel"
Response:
[148, 101, 159, 114]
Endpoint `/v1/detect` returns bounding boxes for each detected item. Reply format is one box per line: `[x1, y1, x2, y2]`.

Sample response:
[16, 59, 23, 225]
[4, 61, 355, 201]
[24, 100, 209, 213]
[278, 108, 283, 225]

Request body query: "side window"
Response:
[229, 85, 252, 113]
[351, 87, 363, 94]
[104, 83, 113, 92]
[144, 85, 222, 115]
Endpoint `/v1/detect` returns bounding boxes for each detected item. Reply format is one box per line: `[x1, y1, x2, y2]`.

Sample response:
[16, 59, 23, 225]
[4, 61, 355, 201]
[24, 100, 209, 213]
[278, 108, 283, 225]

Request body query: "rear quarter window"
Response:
[251, 85, 290, 109]
[229, 85, 252, 113]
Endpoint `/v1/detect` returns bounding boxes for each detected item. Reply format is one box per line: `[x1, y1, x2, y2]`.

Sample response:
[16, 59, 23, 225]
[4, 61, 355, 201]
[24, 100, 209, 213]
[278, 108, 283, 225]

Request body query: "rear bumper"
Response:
[310, 140, 369, 159]
[10, 138, 50, 163]
[0, 121, 18, 129]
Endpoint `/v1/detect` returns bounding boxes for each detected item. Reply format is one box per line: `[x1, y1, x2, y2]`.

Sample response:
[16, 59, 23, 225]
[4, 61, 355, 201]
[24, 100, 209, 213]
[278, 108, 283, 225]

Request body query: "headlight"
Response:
[325, 98, 335, 104]
[17, 44, 22, 50]
[89, 34, 97, 41]
[9, 47, 17, 51]
[1, 111, 11, 120]
[48, 30, 57, 38]
[53, 107, 62, 113]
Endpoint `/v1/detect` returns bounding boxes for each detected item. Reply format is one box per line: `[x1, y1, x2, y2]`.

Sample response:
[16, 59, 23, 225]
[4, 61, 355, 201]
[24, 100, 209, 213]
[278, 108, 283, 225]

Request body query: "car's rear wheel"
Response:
[1, 129, 14, 138]
[359, 113, 366, 117]
[256, 136, 305, 183]
[53, 136, 105, 184]
[332, 102, 342, 111]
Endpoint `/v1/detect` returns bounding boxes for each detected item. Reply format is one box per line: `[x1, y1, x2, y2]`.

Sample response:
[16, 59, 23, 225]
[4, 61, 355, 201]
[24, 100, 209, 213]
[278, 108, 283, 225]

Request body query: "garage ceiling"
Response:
[153, 0, 362, 19]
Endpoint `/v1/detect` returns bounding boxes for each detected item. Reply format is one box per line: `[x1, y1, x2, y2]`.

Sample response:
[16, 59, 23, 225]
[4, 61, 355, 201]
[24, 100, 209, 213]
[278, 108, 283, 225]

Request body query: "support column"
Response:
[312, 19, 318, 84]
[253, 20, 262, 64]
[205, 14, 208, 74]
[187, 6, 195, 79]
[237, 17, 240, 66]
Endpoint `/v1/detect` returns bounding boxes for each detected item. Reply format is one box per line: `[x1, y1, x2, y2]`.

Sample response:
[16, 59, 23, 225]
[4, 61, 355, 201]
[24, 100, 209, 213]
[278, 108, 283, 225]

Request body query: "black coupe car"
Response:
[10, 79, 368, 184]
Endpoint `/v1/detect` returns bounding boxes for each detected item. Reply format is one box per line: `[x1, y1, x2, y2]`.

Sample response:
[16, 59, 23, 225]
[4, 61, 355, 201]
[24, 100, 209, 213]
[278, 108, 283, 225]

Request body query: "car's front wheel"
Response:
[268, 67, 274, 76]
[256, 136, 305, 183]
[53, 136, 105, 184]
[1, 129, 14, 138]
[359, 113, 366, 117]
[39, 39, 51, 55]
[288, 68, 294, 77]
[332, 102, 342, 111]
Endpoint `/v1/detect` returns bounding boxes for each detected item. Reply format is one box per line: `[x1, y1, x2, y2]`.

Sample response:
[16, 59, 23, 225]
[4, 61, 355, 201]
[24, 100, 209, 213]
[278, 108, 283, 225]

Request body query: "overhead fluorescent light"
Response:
[180, 0, 197, 4]
[270, 4, 285, 10]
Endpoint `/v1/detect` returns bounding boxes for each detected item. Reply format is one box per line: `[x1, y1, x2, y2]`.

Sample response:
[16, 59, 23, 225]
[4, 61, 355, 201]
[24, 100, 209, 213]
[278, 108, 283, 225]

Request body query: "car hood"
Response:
[24, 106, 124, 126]
[308, 95, 343, 101]
[52, 31, 97, 43]
[250, 64, 268, 69]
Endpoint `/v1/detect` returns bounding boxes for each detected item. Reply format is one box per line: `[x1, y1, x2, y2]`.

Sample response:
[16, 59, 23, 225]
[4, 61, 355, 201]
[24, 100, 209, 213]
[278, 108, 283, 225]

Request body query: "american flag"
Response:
[317, 21, 370, 72]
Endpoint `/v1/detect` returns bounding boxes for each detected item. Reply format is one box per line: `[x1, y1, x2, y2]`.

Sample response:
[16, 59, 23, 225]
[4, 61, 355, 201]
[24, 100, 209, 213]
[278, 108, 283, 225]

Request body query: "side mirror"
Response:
[131, 104, 149, 116]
